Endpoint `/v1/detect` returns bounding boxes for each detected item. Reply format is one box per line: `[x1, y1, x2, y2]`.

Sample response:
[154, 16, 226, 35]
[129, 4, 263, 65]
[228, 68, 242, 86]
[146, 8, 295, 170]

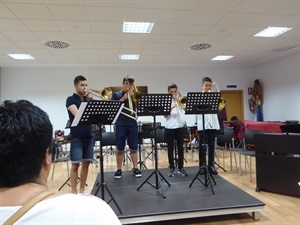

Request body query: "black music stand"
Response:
[136, 94, 172, 198]
[185, 92, 221, 194]
[137, 122, 148, 170]
[214, 119, 226, 172]
[137, 122, 156, 170]
[55, 120, 74, 191]
[71, 100, 124, 214]
[138, 122, 161, 168]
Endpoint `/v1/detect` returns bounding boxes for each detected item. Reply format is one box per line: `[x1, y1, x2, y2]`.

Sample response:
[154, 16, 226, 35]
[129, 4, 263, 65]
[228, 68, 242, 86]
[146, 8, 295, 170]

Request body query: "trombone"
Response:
[85, 85, 141, 121]
[86, 86, 137, 120]
[174, 92, 187, 126]
[177, 92, 187, 110]
[85, 87, 112, 100]
[212, 82, 226, 111]
[122, 84, 142, 120]
[212, 82, 219, 92]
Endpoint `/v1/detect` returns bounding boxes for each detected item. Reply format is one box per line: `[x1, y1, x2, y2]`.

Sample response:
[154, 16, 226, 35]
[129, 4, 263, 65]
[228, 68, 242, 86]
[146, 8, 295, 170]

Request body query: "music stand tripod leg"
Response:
[93, 124, 123, 214]
[189, 165, 215, 194]
[189, 138, 217, 194]
[137, 149, 171, 199]
[94, 156, 123, 214]
[214, 161, 226, 172]
[95, 181, 123, 214]
[58, 177, 70, 191]
[204, 166, 215, 194]
[138, 144, 148, 170]
[214, 151, 226, 172]
[137, 170, 171, 199]
[137, 113, 171, 199]
[58, 176, 84, 191]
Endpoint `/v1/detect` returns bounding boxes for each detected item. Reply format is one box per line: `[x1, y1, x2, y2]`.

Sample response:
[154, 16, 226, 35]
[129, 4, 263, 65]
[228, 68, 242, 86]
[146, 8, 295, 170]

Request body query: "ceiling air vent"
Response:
[190, 43, 212, 50]
[44, 41, 70, 49]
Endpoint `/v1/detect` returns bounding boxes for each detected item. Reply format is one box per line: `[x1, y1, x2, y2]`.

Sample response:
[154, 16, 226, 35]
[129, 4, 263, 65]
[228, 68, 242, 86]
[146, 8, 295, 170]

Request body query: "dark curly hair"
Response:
[0, 100, 53, 187]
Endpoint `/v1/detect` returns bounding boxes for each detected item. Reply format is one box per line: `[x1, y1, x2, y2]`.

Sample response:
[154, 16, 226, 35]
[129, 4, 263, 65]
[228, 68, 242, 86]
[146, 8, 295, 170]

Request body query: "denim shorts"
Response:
[70, 137, 94, 163]
[115, 125, 138, 151]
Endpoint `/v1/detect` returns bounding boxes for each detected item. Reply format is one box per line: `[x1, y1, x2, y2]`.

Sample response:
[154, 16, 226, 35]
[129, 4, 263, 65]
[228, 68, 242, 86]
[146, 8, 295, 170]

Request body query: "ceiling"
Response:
[0, 0, 299, 67]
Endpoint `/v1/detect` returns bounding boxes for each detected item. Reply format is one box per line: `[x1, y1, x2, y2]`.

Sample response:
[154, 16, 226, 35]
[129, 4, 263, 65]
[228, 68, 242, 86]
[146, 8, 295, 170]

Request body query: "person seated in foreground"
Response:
[0, 100, 121, 225]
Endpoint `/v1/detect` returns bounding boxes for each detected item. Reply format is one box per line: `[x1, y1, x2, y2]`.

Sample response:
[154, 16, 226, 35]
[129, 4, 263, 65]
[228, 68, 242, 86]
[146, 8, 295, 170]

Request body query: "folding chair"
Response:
[215, 126, 234, 170]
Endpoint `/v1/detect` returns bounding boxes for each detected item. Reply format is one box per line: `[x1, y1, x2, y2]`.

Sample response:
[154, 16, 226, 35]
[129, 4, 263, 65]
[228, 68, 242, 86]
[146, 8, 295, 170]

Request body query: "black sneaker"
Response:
[132, 168, 142, 178]
[199, 166, 206, 175]
[208, 165, 218, 175]
[114, 169, 122, 179]
[178, 168, 188, 176]
[168, 168, 175, 177]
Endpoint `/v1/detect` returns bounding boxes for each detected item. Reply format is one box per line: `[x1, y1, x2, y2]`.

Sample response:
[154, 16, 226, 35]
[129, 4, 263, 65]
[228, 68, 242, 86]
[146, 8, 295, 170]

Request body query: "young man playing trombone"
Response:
[164, 83, 188, 177]
[111, 75, 142, 179]
[66, 75, 94, 194]
[197, 77, 220, 175]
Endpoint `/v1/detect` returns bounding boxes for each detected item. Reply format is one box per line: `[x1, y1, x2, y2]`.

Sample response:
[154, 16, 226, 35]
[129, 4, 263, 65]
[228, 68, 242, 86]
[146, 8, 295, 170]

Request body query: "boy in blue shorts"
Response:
[111, 75, 142, 179]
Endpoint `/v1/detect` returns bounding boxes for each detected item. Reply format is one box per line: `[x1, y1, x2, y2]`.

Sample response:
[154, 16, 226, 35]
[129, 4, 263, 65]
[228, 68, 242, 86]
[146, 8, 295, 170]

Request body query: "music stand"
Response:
[185, 92, 221, 194]
[137, 122, 148, 170]
[214, 119, 226, 172]
[137, 122, 158, 170]
[136, 94, 172, 198]
[71, 100, 124, 214]
[54, 120, 74, 191]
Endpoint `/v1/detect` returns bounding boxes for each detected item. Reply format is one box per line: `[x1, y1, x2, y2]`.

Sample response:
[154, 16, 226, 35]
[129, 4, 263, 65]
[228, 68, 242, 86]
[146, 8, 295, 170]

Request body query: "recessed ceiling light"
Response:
[119, 54, 139, 60]
[190, 43, 212, 50]
[254, 27, 292, 37]
[211, 55, 234, 61]
[44, 40, 70, 49]
[123, 22, 154, 33]
[7, 54, 35, 60]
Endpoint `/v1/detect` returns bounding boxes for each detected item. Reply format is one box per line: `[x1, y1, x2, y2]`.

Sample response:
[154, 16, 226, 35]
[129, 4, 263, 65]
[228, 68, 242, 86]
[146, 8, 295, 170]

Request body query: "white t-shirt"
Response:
[165, 99, 185, 129]
[0, 193, 121, 225]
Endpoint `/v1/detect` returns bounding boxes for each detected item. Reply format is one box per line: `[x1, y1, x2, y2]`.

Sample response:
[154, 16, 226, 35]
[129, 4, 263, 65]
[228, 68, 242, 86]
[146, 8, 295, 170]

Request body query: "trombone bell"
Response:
[218, 97, 226, 111]
[212, 82, 220, 92]
[130, 84, 142, 103]
[100, 87, 112, 100]
[178, 96, 187, 110]
[86, 87, 112, 100]
[177, 92, 187, 110]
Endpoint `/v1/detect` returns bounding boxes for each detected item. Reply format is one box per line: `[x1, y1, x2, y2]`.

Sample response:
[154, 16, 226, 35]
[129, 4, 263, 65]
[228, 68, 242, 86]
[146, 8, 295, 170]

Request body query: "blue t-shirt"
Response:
[66, 93, 92, 138]
[112, 91, 137, 126]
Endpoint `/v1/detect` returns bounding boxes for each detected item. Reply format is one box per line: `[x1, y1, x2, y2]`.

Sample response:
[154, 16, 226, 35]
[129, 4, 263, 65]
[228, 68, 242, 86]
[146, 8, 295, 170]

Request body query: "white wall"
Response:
[1, 65, 255, 133]
[255, 53, 300, 122]
[2, 53, 299, 134]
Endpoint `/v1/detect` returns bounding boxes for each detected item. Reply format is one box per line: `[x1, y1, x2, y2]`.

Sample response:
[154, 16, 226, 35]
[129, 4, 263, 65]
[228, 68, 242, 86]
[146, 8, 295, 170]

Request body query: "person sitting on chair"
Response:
[0, 100, 121, 225]
[229, 116, 245, 147]
[197, 77, 220, 175]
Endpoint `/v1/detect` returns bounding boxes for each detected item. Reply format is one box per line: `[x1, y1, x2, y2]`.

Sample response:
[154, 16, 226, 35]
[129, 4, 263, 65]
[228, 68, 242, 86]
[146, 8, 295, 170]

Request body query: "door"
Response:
[220, 90, 244, 121]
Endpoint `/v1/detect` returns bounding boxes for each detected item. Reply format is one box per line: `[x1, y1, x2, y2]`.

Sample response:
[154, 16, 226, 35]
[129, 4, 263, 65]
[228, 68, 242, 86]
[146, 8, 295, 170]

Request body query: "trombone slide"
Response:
[121, 106, 137, 120]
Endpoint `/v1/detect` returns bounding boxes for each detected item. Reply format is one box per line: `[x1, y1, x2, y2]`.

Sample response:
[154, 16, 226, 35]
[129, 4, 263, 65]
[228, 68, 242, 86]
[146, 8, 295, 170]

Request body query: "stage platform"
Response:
[91, 167, 265, 224]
